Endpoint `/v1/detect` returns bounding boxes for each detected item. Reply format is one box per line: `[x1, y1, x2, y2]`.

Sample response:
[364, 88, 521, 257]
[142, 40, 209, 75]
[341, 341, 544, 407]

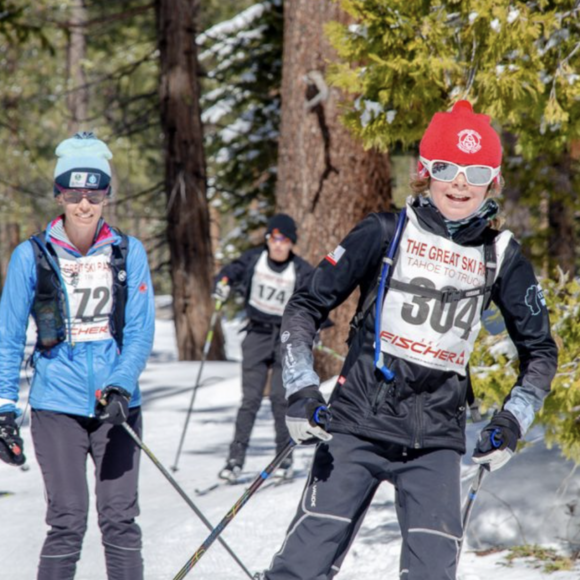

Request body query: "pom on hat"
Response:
[53, 132, 113, 195]
[266, 213, 297, 244]
[419, 100, 502, 170]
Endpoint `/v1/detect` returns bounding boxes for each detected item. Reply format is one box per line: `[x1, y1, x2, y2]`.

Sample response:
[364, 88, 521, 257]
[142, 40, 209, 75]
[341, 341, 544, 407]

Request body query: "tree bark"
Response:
[0, 223, 20, 289]
[156, 0, 225, 360]
[548, 153, 576, 276]
[66, 0, 89, 132]
[276, 0, 392, 379]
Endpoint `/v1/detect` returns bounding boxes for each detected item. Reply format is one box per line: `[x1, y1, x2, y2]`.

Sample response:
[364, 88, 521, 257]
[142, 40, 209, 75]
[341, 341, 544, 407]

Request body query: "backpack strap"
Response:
[481, 239, 497, 311]
[387, 235, 498, 307]
[348, 212, 403, 342]
[109, 230, 129, 351]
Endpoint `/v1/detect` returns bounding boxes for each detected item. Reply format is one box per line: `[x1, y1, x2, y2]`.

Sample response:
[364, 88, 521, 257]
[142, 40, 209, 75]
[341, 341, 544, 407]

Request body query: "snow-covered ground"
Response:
[2, 313, 580, 579]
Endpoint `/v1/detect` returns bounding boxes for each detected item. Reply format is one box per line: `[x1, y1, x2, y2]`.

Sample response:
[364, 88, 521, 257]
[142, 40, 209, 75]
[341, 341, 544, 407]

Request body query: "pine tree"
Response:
[326, 1, 580, 157]
[199, 0, 283, 258]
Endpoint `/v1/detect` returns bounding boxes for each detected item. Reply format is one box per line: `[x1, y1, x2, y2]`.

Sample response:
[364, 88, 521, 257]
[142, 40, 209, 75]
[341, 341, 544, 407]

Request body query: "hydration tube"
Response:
[374, 208, 407, 383]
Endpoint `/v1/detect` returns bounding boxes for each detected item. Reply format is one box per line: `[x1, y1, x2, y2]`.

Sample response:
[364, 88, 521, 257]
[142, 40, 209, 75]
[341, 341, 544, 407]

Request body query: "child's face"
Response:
[429, 172, 488, 221]
[267, 234, 293, 262]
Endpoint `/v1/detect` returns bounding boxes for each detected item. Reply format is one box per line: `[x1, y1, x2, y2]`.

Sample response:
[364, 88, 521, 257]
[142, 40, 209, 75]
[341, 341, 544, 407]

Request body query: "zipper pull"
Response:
[372, 380, 390, 414]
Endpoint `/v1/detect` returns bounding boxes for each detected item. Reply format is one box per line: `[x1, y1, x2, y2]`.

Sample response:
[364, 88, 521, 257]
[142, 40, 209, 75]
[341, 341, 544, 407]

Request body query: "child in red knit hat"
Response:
[260, 101, 557, 580]
[415, 100, 503, 223]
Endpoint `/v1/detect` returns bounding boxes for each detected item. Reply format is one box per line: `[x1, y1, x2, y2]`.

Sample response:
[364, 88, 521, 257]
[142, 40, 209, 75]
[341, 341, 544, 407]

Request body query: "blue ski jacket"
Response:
[0, 218, 155, 417]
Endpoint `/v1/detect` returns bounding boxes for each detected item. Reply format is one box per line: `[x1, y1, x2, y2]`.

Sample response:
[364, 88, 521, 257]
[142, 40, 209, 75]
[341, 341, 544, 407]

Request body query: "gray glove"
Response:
[286, 387, 332, 445]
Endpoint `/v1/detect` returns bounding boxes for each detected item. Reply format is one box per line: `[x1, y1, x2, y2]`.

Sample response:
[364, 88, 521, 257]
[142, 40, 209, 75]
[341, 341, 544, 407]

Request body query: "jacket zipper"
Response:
[371, 380, 390, 414]
[87, 343, 95, 416]
[413, 392, 423, 449]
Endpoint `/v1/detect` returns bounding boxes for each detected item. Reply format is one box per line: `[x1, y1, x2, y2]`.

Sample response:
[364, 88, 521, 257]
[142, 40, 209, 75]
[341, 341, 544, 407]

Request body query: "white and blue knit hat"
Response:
[53, 132, 113, 195]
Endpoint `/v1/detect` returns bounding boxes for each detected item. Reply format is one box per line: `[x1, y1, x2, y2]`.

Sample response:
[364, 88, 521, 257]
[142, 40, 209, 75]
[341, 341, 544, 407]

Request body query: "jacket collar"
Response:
[45, 216, 120, 256]
[409, 196, 499, 246]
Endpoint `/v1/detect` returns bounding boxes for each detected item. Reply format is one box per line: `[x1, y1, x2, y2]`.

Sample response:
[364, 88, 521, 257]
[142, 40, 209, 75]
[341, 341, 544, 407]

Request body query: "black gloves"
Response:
[286, 387, 332, 445]
[95, 387, 131, 425]
[472, 410, 521, 472]
[0, 412, 26, 466]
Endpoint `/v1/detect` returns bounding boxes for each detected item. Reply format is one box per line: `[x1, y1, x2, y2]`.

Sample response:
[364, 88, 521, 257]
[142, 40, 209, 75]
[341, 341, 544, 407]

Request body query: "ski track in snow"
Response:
[1, 315, 580, 579]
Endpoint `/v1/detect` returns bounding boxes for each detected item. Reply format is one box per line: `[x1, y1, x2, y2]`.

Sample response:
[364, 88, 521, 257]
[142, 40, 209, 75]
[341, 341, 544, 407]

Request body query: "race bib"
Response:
[380, 207, 511, 375]
[57, 250, 114, 343]
[248, 251, 296, 316]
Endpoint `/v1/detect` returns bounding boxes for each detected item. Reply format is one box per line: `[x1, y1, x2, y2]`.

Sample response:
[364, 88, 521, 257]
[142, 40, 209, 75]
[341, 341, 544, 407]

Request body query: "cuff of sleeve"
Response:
[0, 403, 21, 417]
[504, 383, 546, 435]
[288, 387, 326, 406]
[103, 386, 132, 401]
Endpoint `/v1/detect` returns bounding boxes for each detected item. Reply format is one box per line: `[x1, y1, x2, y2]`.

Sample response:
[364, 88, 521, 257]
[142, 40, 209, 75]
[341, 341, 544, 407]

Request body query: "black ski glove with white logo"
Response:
[472, 410, 520, 472]
[0, 412, 26, 466]
[95, 387, 131, 425]
[286, 387, 332, 445]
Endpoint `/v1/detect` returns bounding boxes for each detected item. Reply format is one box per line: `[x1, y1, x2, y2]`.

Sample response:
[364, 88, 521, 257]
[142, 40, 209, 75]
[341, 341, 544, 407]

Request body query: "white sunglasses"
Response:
[420, 156, 500, 186]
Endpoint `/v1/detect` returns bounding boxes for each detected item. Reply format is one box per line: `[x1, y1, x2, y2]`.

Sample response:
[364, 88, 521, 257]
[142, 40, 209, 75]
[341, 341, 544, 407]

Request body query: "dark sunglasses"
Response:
[55, 184, 109, 205]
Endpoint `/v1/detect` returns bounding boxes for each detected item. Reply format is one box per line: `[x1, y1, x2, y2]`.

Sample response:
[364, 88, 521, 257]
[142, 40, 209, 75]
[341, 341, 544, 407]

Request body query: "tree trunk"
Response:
[276, 0, 392, 379]
[66, 0, 89, 132]
[0, 223, 20, 289]
[156, 0, 225, 360]
[548, 153, 576, 276]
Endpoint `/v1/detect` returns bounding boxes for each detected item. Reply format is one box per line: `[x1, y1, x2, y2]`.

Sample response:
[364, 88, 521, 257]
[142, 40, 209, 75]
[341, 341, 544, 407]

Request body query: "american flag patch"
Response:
[325, 245, 346, 266]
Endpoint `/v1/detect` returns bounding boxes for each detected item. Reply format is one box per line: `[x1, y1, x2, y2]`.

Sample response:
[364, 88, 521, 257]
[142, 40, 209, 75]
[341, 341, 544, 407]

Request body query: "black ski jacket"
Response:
[280, 199, 558, 453]
[217, 246, 314, 328]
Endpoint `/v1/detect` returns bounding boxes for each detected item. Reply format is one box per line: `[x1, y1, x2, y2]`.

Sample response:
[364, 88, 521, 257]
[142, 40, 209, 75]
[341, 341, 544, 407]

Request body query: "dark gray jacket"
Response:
[280, 199, 558, 453]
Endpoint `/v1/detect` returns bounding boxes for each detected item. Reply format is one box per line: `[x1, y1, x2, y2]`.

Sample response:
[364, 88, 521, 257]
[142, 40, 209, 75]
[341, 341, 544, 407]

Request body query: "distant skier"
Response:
[214, 214, 314, 482]
[264, 101, 558, 580]
[0, 133, 155, 580]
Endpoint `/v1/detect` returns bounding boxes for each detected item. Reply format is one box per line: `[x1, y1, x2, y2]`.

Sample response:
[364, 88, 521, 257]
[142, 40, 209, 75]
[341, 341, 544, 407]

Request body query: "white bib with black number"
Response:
[380, 206, 511, 375]
[57, 247, 114, 343]
[248, 250, 296, 316]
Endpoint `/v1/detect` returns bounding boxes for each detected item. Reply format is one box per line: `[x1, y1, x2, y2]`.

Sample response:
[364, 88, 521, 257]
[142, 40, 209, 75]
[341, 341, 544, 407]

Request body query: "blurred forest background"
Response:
[2, 1, 580, 457]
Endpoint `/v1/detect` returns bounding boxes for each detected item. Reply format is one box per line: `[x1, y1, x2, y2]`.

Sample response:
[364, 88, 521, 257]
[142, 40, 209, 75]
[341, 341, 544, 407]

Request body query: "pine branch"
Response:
[36, 3, 155, 30]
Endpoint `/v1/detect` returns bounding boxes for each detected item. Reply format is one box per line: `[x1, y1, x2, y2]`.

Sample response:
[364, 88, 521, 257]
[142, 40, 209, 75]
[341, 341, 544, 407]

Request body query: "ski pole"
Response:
[315, 343, 346, 362]
[171, 299, 223, 472]
[120, 421, 254, 580]
[172, 441, 296, 580]
[458, 465, 486, 557]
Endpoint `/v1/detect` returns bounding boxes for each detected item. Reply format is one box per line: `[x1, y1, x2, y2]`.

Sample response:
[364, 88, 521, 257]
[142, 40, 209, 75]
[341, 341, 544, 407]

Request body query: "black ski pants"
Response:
[265, 432, 462, 580]
[31, 408, 143, 580]
[229, 327, 290, 466]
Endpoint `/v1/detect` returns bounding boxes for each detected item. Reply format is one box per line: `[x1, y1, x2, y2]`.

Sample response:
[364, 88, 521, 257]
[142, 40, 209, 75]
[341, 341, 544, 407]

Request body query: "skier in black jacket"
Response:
[215, 214, 314, 482]
[264, 101, 558, 580]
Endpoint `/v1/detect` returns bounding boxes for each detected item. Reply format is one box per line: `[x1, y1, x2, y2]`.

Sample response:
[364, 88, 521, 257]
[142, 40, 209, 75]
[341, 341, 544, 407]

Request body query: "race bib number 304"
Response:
[59, 253, 114, 343]
[380, 211, 488, 375]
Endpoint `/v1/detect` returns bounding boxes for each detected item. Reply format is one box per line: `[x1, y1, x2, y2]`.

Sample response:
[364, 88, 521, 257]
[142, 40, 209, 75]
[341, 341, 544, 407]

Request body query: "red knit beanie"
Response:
[419, 101, 502, 172]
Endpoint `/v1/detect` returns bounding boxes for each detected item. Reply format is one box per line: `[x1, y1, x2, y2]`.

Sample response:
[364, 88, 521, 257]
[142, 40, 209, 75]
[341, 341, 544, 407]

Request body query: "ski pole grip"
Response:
[313, 406, 331, 429]
[95, 390, 107, 407]
[490, 428, 503, 449]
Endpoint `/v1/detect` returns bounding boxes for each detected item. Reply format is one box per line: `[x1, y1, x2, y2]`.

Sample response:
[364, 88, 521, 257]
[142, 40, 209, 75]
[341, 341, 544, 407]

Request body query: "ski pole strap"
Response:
[374, 208, 407, 383]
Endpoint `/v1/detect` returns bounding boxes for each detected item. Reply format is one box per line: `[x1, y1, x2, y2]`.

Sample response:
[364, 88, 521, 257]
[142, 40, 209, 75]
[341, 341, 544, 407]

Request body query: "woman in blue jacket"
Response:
[0, 132, 155, 580]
